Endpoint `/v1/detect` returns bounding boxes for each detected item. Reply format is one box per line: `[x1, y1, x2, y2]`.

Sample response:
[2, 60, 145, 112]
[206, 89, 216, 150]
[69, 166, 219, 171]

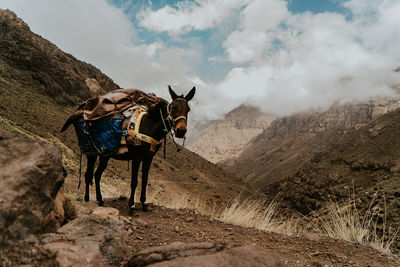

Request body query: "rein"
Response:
[78, 151, 82, 189]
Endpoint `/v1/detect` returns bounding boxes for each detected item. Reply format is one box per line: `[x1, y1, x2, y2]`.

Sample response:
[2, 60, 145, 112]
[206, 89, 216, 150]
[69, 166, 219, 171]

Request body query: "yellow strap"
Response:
[127, 130, 161, 145]
[135, 110, 146, 132]
[129, 109, 161, 145]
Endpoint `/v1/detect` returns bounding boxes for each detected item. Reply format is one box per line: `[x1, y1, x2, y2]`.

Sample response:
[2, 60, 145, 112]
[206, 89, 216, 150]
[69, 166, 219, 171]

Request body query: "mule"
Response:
[64, 86, 195, 211]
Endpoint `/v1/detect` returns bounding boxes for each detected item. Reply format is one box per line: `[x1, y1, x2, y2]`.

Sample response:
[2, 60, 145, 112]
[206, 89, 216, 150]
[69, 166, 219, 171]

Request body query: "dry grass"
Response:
[148, 187, 398, 254]
[217, 195, 304, 237]
[312, 193, 399, 254]
[147, 187, 214, 216]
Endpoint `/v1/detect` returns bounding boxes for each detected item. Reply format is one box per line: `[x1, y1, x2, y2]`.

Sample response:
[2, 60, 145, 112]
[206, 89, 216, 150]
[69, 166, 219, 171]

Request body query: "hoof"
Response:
[142, 204, 149, 212]
[129, 208, 135, 216]
[98, 200, 104, 206]
[84, 195, 89, 202]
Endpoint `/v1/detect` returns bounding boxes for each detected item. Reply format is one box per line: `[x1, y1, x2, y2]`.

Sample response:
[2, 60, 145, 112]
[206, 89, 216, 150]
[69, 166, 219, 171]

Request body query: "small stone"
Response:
[135, 219, 148, 226]
[20, 257, 32, 264]
[185, 217, 195, 223]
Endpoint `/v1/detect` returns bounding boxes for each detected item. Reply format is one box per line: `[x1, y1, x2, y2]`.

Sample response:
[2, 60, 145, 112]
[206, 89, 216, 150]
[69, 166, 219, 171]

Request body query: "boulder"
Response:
[42, 192, 78, 233]
[43, 242, 104, 267]
[42, 207, 128, 266]
[127, 242, 284, 267]
[0, 134, 65, 244]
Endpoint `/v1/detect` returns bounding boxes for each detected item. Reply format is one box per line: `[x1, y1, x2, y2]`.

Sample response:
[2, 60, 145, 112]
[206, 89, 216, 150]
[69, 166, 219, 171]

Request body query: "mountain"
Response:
[0, 9, 247, 207]
[225, 92, 400, 188]
[188, 104, 276, 164]
[269, 104, 400, 212]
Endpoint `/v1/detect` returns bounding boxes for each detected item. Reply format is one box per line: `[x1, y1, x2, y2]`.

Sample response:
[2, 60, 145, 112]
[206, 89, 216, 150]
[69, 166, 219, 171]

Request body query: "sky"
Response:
[0, 0, 400, 122]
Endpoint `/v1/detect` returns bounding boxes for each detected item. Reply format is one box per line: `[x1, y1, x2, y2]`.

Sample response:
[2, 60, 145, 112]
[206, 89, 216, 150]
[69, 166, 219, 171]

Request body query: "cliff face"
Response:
[188, 104, 276, 164]
[0, 9, 118, 106]
[225, 90, 400, 188]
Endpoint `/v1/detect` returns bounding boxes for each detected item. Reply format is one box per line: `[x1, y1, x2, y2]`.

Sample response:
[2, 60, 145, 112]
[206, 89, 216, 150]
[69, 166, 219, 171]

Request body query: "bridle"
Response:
[160, 98, 188, 153]
[166, 98, 188, 128]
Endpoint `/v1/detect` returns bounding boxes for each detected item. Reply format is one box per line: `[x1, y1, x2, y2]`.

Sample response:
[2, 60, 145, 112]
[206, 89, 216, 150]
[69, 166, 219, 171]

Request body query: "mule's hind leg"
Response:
[129, 160, 140, 209]
[94, 156, 109, 206]
[84, 155, 97, 202]
[140, 158, 153, 211]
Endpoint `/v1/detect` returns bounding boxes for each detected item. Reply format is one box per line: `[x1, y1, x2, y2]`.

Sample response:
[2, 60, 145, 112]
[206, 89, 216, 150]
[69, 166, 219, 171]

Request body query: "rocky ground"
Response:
[74, 198, 400, 266]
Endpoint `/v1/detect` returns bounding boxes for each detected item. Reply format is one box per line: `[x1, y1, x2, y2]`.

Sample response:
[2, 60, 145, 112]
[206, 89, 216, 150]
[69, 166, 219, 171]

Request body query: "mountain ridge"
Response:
[188, 103, 276, 164]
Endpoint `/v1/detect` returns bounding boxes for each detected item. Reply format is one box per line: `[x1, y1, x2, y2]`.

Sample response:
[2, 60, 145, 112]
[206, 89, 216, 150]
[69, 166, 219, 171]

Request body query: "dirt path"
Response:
[80, 198, 400, 266]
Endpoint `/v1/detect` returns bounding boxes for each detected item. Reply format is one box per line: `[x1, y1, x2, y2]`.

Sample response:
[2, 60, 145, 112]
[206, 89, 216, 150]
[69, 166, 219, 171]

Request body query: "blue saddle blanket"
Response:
[73, 116, 124, 155]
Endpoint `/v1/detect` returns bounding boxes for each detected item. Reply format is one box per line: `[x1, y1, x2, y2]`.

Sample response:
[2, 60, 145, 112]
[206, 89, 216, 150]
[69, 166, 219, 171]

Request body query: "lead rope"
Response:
[77, 151, 82, 190]
[163, 136, 167, 159]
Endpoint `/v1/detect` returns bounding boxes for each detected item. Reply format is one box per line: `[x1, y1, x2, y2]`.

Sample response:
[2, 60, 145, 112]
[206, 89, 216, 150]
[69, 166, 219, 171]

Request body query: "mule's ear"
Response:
[185, 87, 196, 101]
[168, 85, 178, 100]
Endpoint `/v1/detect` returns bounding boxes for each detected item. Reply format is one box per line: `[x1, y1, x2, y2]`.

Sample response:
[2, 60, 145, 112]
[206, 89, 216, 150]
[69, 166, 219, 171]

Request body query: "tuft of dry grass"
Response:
[147, 187, 214, 215]
[217, 195, 304, 237]
[312, 193, 399, 254]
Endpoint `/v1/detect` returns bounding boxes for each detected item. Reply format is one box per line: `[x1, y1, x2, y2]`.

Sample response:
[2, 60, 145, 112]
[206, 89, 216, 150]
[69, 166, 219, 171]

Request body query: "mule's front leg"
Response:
[84, 155, 97, 202]
[129, 160, 140, 209]
[94, 156, 109, 206]
[140, 158, 153, 211]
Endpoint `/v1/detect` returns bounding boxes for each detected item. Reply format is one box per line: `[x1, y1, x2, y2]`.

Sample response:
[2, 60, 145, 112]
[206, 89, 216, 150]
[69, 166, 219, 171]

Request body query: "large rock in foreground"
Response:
[0, 134, 65, 244]
[42, 207, 129, 266]
[128, 242, 284, 267]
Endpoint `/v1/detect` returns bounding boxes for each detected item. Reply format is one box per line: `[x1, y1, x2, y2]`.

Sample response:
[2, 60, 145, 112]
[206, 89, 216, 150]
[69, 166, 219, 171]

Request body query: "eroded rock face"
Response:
[128, 242, 284, 267]
[0, 134, 65, 244]
[188, 104, 276, 164]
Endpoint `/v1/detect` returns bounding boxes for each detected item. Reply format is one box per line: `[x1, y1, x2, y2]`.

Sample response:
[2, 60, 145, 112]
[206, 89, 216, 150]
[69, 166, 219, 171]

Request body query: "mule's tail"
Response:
[61, 115, 76, 132]
[61, 111, 84, 132]
[61, 103, 86, 132]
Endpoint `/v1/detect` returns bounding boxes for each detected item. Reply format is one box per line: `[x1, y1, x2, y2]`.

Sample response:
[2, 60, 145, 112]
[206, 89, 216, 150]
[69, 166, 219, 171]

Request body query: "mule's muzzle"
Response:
[175, 127, 187, 138]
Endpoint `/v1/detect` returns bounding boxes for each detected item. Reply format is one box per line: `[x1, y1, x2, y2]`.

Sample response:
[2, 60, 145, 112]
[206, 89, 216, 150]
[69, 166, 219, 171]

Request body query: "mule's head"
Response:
[168, 85, 196, 138]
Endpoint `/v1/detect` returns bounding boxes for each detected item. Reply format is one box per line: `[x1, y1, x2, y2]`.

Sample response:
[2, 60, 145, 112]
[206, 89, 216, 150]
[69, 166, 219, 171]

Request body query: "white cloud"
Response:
[223, 31, 269, 64]
[223, 0, 288, 64]
[138, 0, 242, 35]
[210, 1, 400, 116]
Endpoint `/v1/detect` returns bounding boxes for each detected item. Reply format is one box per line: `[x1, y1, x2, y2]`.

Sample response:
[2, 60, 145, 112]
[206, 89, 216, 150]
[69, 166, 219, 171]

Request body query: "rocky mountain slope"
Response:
[188, 104, 276, 164]
[226, 92, 400, 188]
[268, 106, 400, 220]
